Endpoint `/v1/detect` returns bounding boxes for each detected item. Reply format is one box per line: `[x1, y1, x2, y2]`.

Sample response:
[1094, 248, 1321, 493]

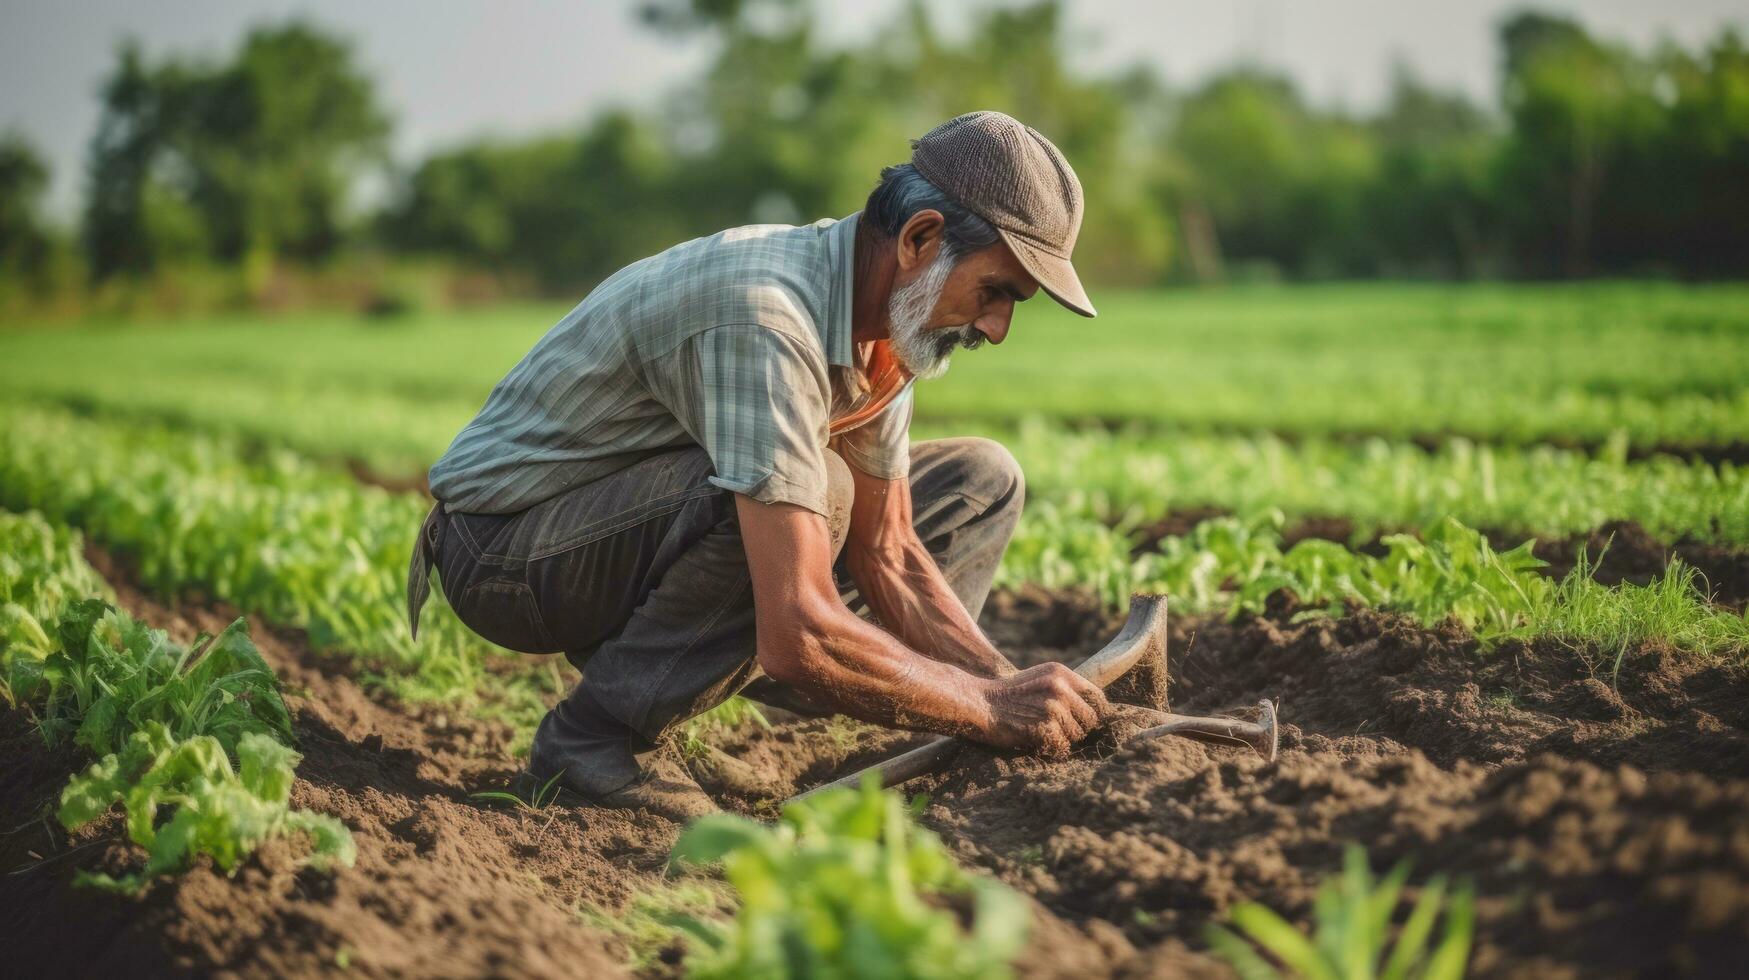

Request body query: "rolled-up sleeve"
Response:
[654, 323, 833, 517]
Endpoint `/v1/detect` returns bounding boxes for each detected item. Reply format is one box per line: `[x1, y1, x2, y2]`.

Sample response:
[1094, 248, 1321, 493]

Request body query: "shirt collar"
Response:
[823, 210, 861, 370]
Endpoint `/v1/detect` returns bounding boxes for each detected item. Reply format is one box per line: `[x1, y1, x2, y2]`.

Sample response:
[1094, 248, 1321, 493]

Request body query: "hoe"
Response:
[791, 594, 1279, 804]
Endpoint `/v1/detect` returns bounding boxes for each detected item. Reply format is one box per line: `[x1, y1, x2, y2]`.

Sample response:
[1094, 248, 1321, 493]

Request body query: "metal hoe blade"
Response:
[792, 593, 1237, 804]
[1126, 698, 1279, 762]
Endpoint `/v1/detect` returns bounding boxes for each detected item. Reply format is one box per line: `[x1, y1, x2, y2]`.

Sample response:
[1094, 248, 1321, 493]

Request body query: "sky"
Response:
[3, 0, 1744, 219]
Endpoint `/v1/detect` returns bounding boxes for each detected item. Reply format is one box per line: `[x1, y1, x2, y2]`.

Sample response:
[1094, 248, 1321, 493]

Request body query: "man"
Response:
[407, 111, 1109, 821]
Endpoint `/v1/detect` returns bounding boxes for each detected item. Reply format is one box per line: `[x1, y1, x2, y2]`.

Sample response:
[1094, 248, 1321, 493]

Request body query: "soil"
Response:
[4, 559, 1749, 976]
[0, 553, 649, 977]
[902, 594, 1749, 978]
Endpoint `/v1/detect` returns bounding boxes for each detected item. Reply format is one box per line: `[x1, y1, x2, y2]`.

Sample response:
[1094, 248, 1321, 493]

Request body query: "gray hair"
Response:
[864, 163, 1000, 261]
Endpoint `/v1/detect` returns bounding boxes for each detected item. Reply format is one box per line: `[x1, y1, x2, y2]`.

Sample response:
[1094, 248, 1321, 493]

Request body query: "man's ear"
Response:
[895, 209, 946, 274]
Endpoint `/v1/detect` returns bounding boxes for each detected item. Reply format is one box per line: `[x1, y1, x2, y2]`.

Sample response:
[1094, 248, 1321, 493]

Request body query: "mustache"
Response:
[931, 326, 986, 359]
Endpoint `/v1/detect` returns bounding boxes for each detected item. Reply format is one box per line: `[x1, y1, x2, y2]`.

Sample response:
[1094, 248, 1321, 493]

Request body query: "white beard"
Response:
[886, 249, 981, 380]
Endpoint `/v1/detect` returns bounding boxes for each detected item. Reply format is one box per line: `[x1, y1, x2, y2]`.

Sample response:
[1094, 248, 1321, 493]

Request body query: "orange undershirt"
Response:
[827, 339, 910, 436]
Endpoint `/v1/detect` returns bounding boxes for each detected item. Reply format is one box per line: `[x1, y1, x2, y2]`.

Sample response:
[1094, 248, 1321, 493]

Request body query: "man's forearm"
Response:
[846, 540, 1017, 679]
[735, 493, 1102, 757]
[762, 596, 996, 739]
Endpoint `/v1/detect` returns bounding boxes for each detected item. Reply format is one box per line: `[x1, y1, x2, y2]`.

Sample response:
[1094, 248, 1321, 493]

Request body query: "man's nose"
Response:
[974, 309, 1011, 345]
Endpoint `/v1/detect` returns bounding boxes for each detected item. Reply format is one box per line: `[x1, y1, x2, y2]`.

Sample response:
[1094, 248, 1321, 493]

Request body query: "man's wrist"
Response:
[960, 674, 1000, 739]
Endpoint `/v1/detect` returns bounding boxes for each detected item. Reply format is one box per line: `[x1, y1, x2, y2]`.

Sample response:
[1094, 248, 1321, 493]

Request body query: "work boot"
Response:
[513, 753, 719, 824]
[520, 694, 720, 823]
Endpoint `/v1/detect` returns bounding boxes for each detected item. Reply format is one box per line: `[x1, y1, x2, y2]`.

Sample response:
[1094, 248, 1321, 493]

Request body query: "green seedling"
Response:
[472, 769, 566, 811]
[59, 722, 355, 892]
[667, 774, 1029, 979]
[679, 695, 771, 758]
[38, 599, 294, 758]
[1208, 844, 1474, 980]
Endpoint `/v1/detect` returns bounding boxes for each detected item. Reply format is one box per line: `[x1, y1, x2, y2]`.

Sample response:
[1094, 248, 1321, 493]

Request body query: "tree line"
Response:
[3, 0, 1747, 312]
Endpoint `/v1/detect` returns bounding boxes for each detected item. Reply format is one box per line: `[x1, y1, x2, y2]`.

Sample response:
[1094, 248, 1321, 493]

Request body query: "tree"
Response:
[1163, 70, 1381, 279]
[382, 112, 682, 290]
[1366, 66, 1499, 277]
[82, 23, 389, 282]
[0, 133, 53, 279]
[1495, 12, 1658, 276]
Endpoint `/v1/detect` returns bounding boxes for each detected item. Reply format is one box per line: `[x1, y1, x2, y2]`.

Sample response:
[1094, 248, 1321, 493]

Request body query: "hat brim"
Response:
[999, 228, 1096, 318]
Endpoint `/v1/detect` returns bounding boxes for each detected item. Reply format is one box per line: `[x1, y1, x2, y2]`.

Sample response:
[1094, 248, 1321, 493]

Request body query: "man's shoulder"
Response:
[616, 219, 839, 346]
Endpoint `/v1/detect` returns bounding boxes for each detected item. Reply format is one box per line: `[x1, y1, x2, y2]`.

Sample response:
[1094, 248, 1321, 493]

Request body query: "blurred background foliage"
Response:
[1, 0, 1746, 315]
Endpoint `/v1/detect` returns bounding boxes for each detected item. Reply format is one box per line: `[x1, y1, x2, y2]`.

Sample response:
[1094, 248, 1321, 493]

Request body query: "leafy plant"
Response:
[667, 775, 1029, 979]
[0, 510, 108, 707]
[39, 599, 293, 757]
[576, 881, 730, 971]
[1207, 844, 1474, 980]
[0, 403, 541, 723]
[58, 722, 355, 892]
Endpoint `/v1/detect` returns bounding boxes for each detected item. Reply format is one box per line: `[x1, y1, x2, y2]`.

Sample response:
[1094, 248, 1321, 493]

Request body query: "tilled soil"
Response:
[4, 566, 1748, 976]
[899, 589, 1749, 978]
[0, 562, 649, 977]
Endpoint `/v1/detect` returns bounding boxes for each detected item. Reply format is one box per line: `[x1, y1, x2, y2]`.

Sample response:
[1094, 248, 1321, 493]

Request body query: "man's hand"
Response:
[735, 493, 1107, 755]
[976, 663, 1110, 757]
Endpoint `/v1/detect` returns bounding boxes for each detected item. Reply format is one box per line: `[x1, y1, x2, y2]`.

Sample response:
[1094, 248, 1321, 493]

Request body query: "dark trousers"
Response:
[410, 437, 1024, 793]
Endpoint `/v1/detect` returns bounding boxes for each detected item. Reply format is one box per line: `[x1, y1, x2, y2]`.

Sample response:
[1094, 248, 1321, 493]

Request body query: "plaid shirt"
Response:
[428, 212, 914, 517]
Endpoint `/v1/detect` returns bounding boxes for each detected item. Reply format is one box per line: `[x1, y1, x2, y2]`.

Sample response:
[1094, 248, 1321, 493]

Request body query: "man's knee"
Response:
[949, 437, 1024, 514]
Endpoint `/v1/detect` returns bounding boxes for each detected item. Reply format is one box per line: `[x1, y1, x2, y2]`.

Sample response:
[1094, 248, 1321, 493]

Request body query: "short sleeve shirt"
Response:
[427, 212, 913, 518]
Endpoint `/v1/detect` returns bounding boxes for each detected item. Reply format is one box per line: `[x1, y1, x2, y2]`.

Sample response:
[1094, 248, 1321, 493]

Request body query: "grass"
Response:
[1531, 550, 1749, 673]
[679, 696, 772, 758]
[4, 284, 1748, 476]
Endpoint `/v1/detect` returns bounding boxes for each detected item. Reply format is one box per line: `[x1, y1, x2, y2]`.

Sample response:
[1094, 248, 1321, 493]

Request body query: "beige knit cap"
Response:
[910, 110, 1096, 317]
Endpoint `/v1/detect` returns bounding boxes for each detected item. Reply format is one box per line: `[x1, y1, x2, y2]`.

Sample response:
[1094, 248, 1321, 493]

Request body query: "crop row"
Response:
[0, 402, 539, 716]
[3, 363, 1741, 555]
[0, 404, 758, 748]
[13, 374, 1749, 486]
[945, 419, 1749, 546]
[6, 403, 1741, 684]
[7, 284, 1748, 458]
[0, 508, 352, 891]
[1002, 507, 1747, 657]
